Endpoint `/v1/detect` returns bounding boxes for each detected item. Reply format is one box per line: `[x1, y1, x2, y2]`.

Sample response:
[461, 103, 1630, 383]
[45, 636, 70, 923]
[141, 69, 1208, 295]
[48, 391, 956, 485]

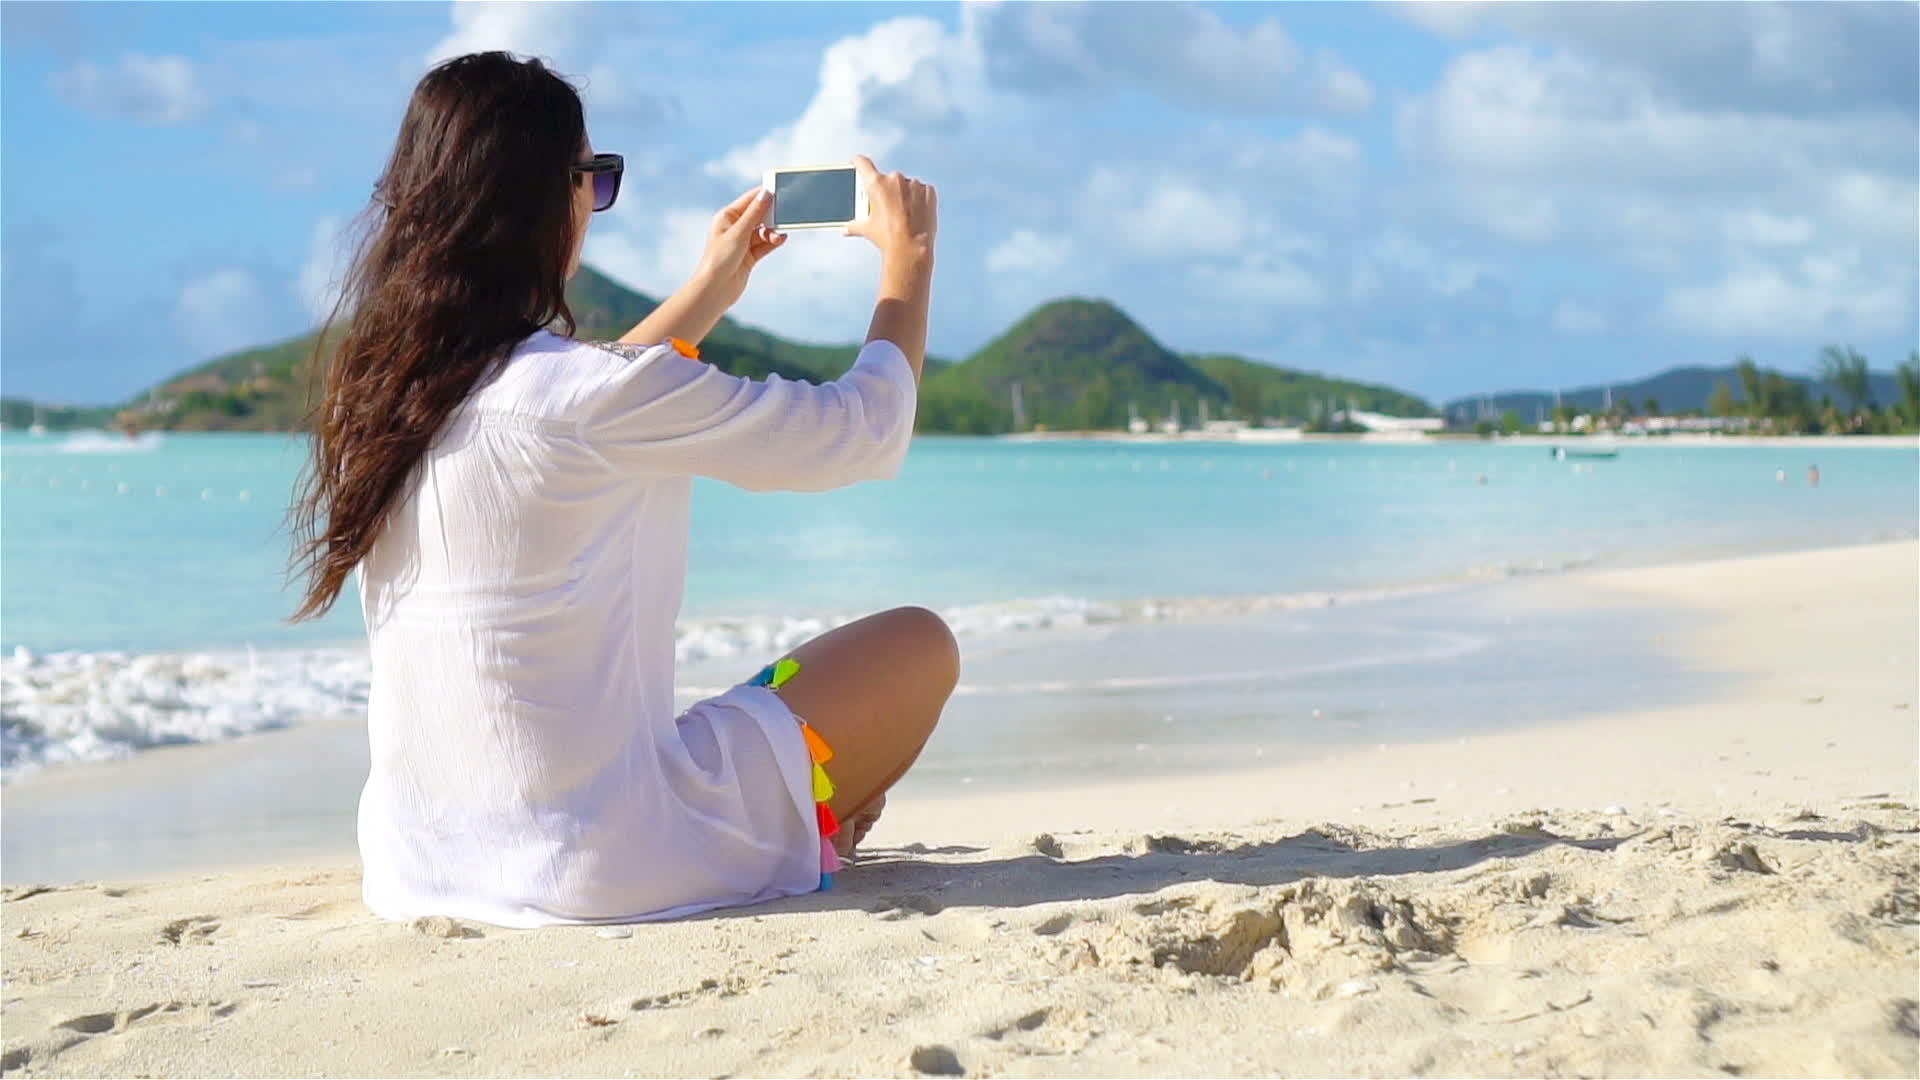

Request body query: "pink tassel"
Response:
[820, 834, 843, 874]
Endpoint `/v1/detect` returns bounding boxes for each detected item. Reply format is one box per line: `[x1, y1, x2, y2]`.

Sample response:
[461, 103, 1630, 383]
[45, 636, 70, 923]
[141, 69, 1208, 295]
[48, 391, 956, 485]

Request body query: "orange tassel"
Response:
[801, 722, 833, 764]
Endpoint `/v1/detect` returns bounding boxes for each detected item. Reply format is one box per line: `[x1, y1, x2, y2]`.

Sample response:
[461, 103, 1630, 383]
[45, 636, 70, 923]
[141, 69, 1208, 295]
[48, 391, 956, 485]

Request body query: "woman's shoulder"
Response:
[523, 333, 685, 384]
[472, 333, 677, 416]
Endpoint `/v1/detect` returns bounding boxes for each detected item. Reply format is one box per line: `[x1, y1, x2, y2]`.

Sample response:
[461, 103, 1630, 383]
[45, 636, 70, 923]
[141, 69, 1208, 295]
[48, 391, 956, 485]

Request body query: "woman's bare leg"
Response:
[772, 606, 958, 853]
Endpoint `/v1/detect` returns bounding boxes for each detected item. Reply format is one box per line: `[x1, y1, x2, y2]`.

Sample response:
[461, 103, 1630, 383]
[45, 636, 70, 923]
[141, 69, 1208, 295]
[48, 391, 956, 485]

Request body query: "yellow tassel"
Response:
[811, 762, 834, 803]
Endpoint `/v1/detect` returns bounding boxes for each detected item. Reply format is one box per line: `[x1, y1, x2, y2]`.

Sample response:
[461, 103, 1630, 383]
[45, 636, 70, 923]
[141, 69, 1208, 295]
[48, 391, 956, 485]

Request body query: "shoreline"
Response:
[5, 532, 1914, 801]
[997, 428, 1920, 447]
[2, 541, 1915, 1076]
[10, 427, 1918, 448]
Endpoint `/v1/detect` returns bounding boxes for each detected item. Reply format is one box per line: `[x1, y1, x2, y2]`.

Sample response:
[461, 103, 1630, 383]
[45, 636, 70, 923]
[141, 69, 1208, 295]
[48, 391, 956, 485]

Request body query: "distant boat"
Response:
[28, 406, 47, 437]
[1552, 442, 1618, 460]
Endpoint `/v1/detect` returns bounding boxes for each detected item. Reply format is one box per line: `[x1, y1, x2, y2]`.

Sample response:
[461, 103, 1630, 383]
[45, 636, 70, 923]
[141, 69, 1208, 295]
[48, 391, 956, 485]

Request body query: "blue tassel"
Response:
[818, 872, 834, 891]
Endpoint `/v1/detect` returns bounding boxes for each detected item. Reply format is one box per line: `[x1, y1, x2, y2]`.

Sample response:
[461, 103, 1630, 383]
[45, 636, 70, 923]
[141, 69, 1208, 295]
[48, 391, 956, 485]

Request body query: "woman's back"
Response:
[355, 332, 916, 926]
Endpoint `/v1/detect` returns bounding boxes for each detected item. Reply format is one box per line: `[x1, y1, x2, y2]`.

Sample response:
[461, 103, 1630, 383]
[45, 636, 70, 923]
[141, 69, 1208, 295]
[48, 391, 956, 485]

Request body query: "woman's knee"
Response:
[882, 606, 959, 692]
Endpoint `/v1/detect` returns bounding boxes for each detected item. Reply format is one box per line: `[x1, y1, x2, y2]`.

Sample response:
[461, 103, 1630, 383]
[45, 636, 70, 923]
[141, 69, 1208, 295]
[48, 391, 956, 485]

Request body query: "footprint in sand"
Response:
[908, 1043, 965, 1075]
[1032, 913, 1074, 936]
[158, 915, 221, 946]
[59, 1001, 233, 1034]
[27, 1000, 242, 1066]
[630, 976, 749, 1010]
[984, 1008, 1052, 1040]
[980, 1007, 1094, 1058]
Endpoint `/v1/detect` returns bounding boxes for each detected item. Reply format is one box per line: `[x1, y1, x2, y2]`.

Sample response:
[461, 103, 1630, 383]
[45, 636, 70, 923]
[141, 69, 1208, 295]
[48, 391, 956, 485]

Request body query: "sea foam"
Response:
[2, 586, 1437, 782]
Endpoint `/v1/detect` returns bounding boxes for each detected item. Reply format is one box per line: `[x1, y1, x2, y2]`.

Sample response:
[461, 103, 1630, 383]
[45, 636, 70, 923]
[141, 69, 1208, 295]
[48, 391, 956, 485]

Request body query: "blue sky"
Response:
[3, 1, 1915, 406]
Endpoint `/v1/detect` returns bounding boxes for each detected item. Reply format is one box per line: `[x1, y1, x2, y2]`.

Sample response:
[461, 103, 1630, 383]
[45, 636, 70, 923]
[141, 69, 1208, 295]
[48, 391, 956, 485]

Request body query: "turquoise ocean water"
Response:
[4, 431, 1914, 655]
[2, 430, 1914, 784]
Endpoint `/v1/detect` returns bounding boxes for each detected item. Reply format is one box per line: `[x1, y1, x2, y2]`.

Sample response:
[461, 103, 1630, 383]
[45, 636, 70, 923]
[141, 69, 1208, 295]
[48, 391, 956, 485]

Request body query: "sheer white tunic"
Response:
[355, 332, 917, 927]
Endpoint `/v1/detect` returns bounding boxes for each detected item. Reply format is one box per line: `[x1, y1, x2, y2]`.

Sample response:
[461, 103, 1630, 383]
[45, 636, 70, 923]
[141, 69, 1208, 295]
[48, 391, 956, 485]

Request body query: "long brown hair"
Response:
[289, 52, 586, 621]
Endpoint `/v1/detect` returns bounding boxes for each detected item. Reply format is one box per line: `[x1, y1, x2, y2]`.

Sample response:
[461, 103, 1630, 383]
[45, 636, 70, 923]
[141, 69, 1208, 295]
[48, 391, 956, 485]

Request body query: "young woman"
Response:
[290, 52, 957, 927]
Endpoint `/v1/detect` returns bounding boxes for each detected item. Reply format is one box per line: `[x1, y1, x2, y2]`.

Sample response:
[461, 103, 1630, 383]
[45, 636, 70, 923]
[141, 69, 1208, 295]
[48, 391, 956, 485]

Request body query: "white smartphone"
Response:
[762, 164, 868, 231]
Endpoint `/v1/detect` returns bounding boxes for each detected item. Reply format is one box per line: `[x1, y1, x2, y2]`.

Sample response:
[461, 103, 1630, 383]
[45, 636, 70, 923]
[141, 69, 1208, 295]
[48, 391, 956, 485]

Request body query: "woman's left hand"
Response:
[617, 189, 786, 349]
[695, 188, 786, 306]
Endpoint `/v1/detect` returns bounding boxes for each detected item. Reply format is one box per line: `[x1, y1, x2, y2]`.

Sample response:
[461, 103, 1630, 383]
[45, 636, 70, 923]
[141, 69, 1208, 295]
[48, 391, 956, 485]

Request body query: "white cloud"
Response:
[1194, 253, 1326, 308]
[1551, 300, 1607, 335]
[297, 217, 355, 325]
[986, 230, 1072, 275]
[177, 268, 275, 358]
[528, 0, 1911, 397]
[709, 17, 981, 185]
[1083, 171, 1248, 258]
[53, 53, 209, 125]
[1725, 211, 1811, 250]
[1368, 230, 1490, 299]
[1231, 127, 1363, 178]
[977, 2, 1373, 113]
[425, 1, 677, 132]
[579, 3, 1377, 353]
[425, 1, 584, 67]
[1662, 262, 1912, 340]
[1395, 1, 1917, 118]
[587, 13, 986, 337]
[1397, 39, 1916, 343]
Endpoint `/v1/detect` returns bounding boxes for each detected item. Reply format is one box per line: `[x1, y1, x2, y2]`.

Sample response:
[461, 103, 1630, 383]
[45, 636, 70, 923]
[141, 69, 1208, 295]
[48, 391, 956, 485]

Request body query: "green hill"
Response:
[10, 269, 1433, 436]
[1187, 353, 1433, 424]
[922, 299, 1223, 433]
[91, 266, 872, 432]
[916, 299, 1434, 433]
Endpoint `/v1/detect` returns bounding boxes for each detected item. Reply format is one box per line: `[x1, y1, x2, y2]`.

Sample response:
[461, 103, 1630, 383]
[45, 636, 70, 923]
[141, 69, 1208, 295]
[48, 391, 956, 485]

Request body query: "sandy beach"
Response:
[3, 542, 1916, 1078]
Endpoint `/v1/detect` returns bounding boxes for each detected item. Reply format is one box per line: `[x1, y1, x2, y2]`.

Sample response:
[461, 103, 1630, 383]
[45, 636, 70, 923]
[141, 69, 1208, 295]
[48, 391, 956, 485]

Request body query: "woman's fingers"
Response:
[712, 187, 769, 240]
[715, 186, 761, 222]
[726, 190, 772, 239]
[747, 227, 786, 266]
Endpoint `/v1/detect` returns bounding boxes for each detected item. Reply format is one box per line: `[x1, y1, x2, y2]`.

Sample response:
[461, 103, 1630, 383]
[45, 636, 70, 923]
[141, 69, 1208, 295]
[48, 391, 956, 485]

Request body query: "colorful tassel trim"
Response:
[749, 657, 839, 892]
[748, 658, 801, 691]
[669, 336, 701, 360]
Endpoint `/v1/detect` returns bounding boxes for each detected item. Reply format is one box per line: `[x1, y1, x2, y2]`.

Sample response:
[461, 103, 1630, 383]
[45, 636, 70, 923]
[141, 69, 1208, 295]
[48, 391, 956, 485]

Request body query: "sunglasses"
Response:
[572, 153, 624, 212]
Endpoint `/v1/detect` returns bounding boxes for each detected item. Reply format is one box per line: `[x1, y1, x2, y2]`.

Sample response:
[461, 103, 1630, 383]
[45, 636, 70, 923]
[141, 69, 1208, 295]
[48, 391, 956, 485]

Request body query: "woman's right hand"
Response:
[847, 155, 936, 264]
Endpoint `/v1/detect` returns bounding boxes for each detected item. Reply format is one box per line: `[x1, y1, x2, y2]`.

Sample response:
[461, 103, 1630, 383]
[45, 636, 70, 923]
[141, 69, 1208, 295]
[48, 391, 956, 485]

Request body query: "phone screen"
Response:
[773, 168, 856, 226]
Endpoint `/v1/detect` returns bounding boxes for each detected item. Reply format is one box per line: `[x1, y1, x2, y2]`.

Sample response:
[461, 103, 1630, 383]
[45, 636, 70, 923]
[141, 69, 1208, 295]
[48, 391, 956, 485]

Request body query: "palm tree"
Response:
[1897, 352, 1919, 426]
[1817, 345, 1873, 412]
[1708, 381, 1737, 419]
[1734, 355, 1765, 417]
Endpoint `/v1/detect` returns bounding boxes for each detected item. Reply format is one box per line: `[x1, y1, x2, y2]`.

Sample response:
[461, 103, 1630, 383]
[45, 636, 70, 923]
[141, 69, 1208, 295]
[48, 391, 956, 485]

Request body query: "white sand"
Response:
[4, 542, 1916, 1078]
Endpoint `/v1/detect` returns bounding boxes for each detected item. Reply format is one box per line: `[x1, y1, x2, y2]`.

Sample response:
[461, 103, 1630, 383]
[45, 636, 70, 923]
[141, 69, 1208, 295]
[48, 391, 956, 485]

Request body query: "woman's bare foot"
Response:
[832, 793, 886, 859]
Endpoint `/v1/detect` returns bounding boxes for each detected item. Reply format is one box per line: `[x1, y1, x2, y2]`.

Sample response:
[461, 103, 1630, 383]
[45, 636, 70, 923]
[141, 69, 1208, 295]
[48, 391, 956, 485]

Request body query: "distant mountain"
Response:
[922, 299, 1223, 432]
[1446, 363, 1903, 423]
[8, 269, 1432, 436]
[917, 299, 1433, 434]
[564, 266, 872, 382]
[1186, 353, 1432, 424]
[35, 266, 889, 433]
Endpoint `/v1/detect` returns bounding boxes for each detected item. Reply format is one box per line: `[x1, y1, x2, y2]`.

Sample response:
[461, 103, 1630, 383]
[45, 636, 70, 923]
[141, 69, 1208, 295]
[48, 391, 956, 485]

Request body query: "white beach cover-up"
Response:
[355, 332, 917, 927]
